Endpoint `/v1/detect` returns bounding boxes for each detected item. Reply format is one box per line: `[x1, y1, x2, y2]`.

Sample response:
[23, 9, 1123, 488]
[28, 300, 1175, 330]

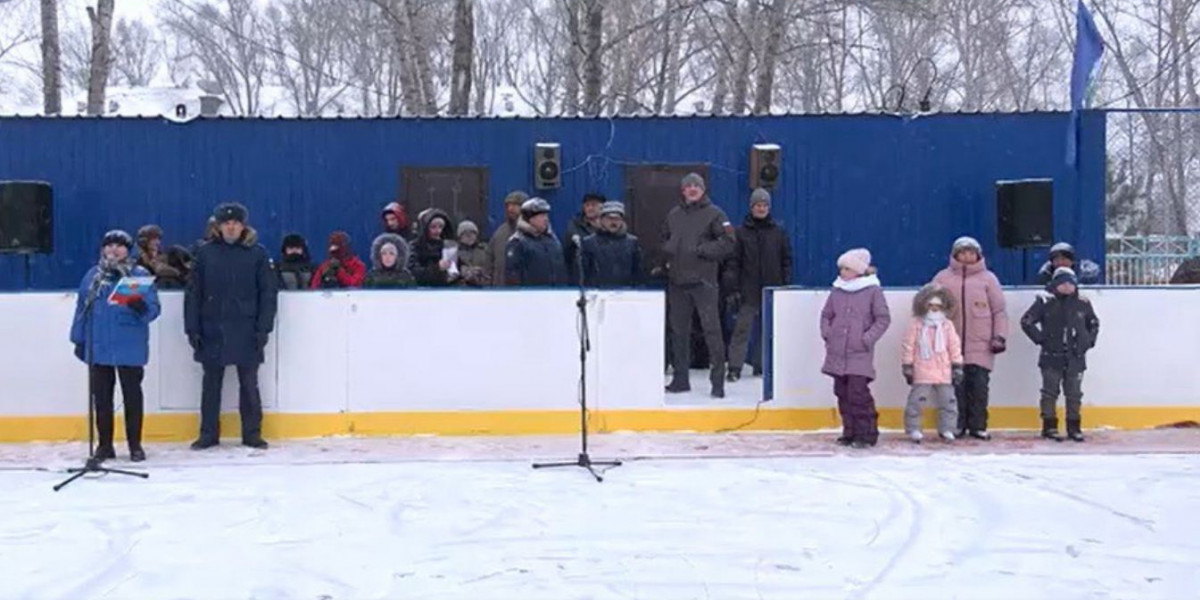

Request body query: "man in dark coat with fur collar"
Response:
[505, 198, 567, 286]
[185, 202, 278, 450]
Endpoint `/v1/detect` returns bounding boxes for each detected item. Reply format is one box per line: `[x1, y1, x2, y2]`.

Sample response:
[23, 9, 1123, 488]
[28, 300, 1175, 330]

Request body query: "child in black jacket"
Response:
[1020, 267, 1100, 442]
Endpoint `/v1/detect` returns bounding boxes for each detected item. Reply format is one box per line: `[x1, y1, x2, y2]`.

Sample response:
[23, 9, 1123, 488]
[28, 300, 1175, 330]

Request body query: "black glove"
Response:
[952, 364, 965, 386]
[128, 297, 148, 316]
[74, 344, 85, 361]
[188, 334, 202, 353]
[327, 258, 342, 272]
[990, 336, 1007, 354]
[901, 364, 914, 386]
[256, 333, 270, 350]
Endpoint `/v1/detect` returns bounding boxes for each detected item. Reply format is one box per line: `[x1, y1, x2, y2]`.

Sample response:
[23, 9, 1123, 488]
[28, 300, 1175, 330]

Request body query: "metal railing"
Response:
[1104, 235, 1200, 285]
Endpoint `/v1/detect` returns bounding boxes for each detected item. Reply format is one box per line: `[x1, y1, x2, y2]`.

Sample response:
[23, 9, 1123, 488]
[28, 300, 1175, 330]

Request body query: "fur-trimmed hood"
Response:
[417, 208, 455, 242]
[370, 233, 411, 270]
[912, 283, 956, 317]
[210, 224, 259, 247]
[515, 216, 557, 240]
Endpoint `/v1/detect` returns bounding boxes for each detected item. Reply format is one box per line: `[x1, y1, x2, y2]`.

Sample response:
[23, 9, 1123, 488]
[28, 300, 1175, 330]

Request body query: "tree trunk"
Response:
[729, 0, 757, 115]
[449, 0, 475, 115]
[86, 0, 115, 116]
[581, 0, 603, 116]
[563, 0, 581, 116]
[405, 0, 438, 114]
[752, 0, 788, 115]
[652, 0, 673, 114]
[388, 0, 421, 115]
[40, 0, 62, 115]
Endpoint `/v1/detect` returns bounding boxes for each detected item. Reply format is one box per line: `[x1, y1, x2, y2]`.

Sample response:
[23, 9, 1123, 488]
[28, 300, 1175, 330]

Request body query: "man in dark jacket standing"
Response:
[565, 192, 605, 283]
[726, 188, 792, 381]
[664, 172, 736, 397]
[581, 201, 642, 288]
[186, 203, 278, 450]
[488, 190, 529, 287]
[506, 198, 567, 286]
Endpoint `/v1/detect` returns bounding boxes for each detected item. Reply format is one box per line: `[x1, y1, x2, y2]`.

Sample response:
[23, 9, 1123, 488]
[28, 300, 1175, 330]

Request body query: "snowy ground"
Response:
[3, 433, 1199, 600]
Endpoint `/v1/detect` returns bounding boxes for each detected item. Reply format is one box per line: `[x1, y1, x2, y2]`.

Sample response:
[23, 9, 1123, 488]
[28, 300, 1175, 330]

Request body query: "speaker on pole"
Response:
[996, 178, 1053, 249]
[0, 181, 54, 254]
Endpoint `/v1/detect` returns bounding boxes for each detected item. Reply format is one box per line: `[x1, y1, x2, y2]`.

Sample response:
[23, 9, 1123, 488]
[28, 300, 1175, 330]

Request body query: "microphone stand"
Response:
[532, 234, 622, 482]
[55, 271, 149, 492]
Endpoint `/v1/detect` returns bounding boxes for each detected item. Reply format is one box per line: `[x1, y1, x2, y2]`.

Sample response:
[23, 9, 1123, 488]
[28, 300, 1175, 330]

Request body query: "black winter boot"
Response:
[1067, 419, 1085, 442]
[190, 438, 219, 450]
[665, 378, 691, 393]
[726, 366, 741, 383]
[94, 444, 116, 461]
[243, 437, 269, 450]
[1041, 417, 1064, 442]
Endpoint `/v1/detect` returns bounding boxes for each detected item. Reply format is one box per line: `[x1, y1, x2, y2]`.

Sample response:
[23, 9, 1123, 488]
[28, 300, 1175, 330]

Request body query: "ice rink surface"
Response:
[2, 431, 1199, 600]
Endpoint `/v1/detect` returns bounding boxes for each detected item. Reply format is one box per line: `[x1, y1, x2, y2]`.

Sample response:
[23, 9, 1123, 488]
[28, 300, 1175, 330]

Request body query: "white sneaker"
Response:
[908, 431, 924, 443]
[939, 431, 956, 442]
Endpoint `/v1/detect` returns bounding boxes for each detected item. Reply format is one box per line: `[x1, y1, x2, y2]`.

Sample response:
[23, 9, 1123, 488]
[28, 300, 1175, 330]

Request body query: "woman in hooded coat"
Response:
[411, 208, 458, 287]
[365, 233, 415, 288]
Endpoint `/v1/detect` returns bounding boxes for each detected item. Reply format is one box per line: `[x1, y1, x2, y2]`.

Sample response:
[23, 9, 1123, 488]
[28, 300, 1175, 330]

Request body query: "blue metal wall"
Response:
[0, 112, 1105, 290]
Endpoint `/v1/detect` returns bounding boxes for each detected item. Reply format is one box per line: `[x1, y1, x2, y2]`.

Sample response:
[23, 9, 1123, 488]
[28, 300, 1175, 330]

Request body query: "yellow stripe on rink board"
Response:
[0, 406, 1197, 443]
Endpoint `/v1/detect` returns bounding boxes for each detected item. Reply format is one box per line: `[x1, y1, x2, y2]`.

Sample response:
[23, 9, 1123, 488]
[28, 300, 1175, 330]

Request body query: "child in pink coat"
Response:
[901, 284, 965, 443]
[931, 236, 1008, 440]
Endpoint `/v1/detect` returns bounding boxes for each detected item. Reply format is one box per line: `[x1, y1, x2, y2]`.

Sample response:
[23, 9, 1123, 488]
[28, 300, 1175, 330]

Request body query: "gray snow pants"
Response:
[1040, 367, 1084, 421]
[904, 384, 958, 435]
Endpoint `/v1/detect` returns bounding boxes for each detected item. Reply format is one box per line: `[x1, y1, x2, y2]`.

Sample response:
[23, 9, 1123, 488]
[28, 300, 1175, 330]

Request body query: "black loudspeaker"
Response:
[534, 142, 561, 190]
[996, 179, 1053, 249]
[0, 181, 54, 254]
[750, 143, 781, 189]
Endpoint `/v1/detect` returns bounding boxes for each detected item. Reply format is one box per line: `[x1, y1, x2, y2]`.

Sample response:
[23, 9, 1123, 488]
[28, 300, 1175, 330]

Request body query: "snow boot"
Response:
[93, 444, 116, 462]
[1067, 419, 1085, 442]
[939, 431, 956, 443]
[665, 378, 691, 394]
[1041, 417, 1064, 442]
[908, 430, 924, 444]
[190, 437, 219, 450]
[243, 437, 269, 450]
[726, 367, 741, 383]
[851, 440, 871, 449]
[969, 430, 991, 441]
[835, 436, 852, 446]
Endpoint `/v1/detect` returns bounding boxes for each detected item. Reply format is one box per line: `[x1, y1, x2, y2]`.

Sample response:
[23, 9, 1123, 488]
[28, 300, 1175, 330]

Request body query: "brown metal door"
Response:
[623, 164, 710, 276]
[402, 167, 489, 230]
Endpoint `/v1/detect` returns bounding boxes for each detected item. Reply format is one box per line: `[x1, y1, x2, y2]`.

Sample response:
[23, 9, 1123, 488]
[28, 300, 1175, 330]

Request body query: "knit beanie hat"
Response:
[328, 231, 352, 258]
[137, 224, 163, 243]
[837, 248, 871, 276]
[1049, 266, 1078, 291]
[457, 220, 479, 238]
[101, 229, 134, 249]
[582, 193, 607, 206]
[213, 202, 248, 224]
[1048, 242, 1076, 262]
[952, 236, 982, 256]
[749, 187, 771, 208]
[504, 190, 530, 206]
[680, 172, 706, 191]
[600, 201, 625, 217]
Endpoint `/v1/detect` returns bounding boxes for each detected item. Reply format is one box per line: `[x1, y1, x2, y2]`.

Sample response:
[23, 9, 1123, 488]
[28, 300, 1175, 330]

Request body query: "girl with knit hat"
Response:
[931, 236, 1008, 440]
[820, 248, 891, 448]
[901, 284, 964, 443]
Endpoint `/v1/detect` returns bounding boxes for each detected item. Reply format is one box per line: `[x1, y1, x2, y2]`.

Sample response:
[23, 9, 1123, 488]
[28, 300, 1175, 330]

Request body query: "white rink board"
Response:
[769, 286, 1200, 409]
[0, 290, 665, 416]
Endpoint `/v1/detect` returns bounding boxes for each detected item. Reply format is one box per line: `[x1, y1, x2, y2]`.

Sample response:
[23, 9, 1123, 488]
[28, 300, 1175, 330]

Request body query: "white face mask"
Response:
[925, 309, 946, 323]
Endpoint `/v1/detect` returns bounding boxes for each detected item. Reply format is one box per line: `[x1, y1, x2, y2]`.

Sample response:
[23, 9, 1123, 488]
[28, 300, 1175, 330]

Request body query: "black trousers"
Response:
[668, 282, 726, 386]
[200, 364, 263, 442]
[90, 365, 145, 449]
[955, 364, 991, 432]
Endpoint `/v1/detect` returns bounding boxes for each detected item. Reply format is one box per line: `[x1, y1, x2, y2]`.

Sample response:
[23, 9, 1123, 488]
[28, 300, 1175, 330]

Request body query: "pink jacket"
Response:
[901, 318, 964, 385]
[932, 256, 1009, 370]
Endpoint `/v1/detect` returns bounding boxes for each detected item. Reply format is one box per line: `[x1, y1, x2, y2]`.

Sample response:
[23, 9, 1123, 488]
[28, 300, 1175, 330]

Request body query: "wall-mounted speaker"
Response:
[534, 142, 561, 190]
[750, 143, 781, 189]
[996, 178, 1053, 249]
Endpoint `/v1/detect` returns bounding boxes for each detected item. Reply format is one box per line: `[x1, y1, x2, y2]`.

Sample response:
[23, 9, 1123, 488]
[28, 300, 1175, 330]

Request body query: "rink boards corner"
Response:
[1, 287, 1198, 442]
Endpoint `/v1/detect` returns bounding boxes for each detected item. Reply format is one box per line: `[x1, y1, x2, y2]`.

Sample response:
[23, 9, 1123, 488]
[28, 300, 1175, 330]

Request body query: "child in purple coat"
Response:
[821, 248, 891, 448]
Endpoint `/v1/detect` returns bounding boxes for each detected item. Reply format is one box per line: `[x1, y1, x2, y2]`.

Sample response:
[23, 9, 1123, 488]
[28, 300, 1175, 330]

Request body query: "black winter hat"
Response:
[1048, 242, 1076, 262]
[1048, 266, 1078, 291]
[213, 202, 249, 224]
[101, 230, 133, 249]
[282, 233, 308, 251]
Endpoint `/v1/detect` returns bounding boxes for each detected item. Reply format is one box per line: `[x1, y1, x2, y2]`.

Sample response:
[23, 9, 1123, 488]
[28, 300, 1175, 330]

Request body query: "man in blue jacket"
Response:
[186, 203, 278, 450]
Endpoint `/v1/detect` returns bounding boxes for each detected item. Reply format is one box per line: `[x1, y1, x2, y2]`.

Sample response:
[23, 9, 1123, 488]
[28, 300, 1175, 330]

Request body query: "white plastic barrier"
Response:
[0, 290, 665, 420]
[768, 286, 1200, 423]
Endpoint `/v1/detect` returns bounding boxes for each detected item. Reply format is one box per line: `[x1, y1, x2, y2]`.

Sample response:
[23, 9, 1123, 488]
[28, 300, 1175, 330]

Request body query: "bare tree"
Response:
[112, 18, 162, 87]
[581, 0, 603, 114]
[39, 0, 62, 114]
[265, 0, 353, 116]
[161, 0, 268, 116]
[448, 0, 475, 115]
[752, 0, 790, 114]
[85, 0, 116, 115]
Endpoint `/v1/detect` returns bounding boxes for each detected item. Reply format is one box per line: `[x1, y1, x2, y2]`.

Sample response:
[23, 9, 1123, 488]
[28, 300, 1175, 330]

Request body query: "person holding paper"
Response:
[411, 208, 458, 287]
[69, 229, 161, 463]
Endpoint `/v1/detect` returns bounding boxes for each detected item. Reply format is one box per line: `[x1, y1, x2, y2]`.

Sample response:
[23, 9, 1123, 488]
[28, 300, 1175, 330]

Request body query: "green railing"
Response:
[1105, 235, 1200, 285]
